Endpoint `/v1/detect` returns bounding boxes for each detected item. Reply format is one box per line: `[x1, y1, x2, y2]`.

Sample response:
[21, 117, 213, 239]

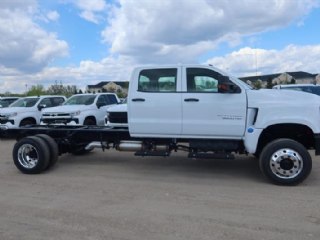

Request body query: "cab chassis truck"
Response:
[3, 65, 320, 186]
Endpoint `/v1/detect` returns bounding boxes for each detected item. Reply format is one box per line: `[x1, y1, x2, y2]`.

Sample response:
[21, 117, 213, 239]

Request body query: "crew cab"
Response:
[0, 95, 65, 129]
[4, 65, 320, 186]
[40, 93, 120, 126]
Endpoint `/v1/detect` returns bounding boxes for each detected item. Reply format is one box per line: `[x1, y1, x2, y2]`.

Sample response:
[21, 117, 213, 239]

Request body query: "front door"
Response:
[181, 67, 247, 138]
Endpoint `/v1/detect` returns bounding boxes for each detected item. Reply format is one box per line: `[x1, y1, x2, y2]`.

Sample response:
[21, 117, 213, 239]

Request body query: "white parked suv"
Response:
[0, 95, 66, 129]
[41, 93, 120, 126]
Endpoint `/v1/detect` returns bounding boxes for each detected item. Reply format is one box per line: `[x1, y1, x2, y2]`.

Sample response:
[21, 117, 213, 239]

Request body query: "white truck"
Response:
[4, 64, 320, 185]
[40, 93, 120, 126]
[0, 95, 66, 129]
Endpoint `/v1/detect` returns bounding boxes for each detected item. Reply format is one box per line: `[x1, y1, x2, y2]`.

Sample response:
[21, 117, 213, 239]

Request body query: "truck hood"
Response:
[107, 104, 127, 113]
[247, 89, 320, 108]
[0, 107, 35, 114]
[42, 105, 90, 113]
[247, 89, 320, 132]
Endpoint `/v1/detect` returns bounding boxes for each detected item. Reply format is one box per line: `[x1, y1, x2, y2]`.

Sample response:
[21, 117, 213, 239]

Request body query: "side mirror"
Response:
[218, 82, 241, 93]
[96, 102, 104, 109]
[38, 104, 46, 111]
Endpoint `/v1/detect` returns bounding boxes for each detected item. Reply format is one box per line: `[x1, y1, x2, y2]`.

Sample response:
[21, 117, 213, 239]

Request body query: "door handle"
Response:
[184, 98, 199, 102]
[132, 98, 145, 102]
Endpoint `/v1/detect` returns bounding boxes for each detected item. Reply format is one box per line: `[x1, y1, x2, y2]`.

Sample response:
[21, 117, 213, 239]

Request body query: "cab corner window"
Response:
[138, 68, 177, 92]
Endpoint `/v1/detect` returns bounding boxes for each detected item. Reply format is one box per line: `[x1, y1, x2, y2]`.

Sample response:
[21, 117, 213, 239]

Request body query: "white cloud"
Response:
[46, 11, 60, 21]
[102, 0, 319, 63]
[0, 3, 68, 73]
[206, 45, 320, 77]
[0, 56, 135, 93]
[73, 0, 107, 24]
[0, 0, 37, 12]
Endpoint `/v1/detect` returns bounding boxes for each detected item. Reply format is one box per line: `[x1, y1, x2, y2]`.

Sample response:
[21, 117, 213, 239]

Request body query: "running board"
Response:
[188, 153, 235, 159]
[135, 151, 170, 157]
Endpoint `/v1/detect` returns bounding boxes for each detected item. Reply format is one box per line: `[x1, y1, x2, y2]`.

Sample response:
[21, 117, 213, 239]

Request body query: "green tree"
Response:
[46, 83, 78, 97]
[26, 85, 46, 96]
[266, 77, 274, 89]
[253, 80, 262, 89]
[46, 81, 64, 95]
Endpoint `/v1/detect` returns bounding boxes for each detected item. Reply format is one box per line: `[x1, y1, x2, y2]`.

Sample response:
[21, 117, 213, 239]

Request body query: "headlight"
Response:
[6, 112, 18, 118]
[70, 111, 81, 117]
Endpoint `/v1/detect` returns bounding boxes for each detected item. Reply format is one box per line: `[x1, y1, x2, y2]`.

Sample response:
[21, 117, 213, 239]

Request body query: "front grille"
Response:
[42, 113, 71, 117]
[108, 112, 128, 124]
[41, 118, 79, 124]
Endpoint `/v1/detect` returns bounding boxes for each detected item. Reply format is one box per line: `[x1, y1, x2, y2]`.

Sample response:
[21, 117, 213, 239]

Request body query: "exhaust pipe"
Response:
[85, 141, 109, 150]
[85, 140, 170, 153]
[117, 141, 143, 151]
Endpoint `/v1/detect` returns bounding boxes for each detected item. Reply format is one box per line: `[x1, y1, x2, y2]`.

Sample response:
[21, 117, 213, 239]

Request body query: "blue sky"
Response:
[0, 0, 320, 93]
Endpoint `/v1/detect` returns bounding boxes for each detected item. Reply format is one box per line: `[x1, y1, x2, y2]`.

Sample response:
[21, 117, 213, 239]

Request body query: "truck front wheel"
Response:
[83, 117, 96, 126]
[259, 138, 312, 185]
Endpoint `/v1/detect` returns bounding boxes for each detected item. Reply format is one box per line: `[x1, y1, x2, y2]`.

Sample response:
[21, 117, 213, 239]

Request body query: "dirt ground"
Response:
[0, 138, 320, 240]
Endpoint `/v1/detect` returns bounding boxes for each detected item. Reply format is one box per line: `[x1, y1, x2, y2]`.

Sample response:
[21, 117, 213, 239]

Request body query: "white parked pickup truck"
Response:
[105, 98, 128, 128]
[6, 64, 320, 185]
[41, 93, 120, 126]
[0, 95, 66, 129]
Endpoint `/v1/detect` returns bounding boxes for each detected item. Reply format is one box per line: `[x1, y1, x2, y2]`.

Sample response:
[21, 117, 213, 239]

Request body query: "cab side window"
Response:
[107, 94, 118, 104]
[96, 95, 108, 107]
[187, 68, 236, 93]
[138, 68, 177, 92]
[39, 98, 52, 107]
[52, 97, 65, 106]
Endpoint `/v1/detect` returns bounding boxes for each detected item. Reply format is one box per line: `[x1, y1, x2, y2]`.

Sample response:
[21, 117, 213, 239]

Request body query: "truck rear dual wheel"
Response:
[259, 138, 312, 185]
[12, 135, 59, 174]
[36, 134, 59, 170]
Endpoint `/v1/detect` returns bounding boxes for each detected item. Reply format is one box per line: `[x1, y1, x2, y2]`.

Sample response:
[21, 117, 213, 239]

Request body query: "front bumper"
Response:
[41, 118, 79, 125]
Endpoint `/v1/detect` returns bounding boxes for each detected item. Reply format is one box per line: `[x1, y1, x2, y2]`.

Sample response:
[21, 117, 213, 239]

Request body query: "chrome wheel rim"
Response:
[269, 148, 303, 179]
[17, 144, 39, 169]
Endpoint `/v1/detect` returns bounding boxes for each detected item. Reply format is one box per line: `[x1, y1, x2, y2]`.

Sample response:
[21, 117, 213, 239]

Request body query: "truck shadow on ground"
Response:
[54, 150, 265, 184]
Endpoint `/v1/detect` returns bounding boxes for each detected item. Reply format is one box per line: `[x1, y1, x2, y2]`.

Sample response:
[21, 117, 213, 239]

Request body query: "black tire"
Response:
[259, 138, 312, 185]
[12, 136, 50, 174]
[83, 118, 96, 126]
[36, 134, 59, 170]
[19, 118, 36, 127]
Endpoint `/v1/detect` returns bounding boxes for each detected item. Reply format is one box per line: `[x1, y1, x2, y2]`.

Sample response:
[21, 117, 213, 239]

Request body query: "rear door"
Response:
[128, 67, 182, 137]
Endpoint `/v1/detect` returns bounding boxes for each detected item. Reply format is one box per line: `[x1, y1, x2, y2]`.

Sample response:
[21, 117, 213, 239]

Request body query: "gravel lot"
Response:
[0, 138, 320, 240]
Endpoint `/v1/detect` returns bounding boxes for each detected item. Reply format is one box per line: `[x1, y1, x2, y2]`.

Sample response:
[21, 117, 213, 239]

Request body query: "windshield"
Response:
[311, 86, 320, 95]
[10, 98, 39, 107]
[64, 95, 96, 105]
[0, 99, 14, 107]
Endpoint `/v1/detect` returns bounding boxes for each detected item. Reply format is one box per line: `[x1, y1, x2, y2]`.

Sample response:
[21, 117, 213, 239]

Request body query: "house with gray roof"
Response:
[87, 81, 129, 94]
